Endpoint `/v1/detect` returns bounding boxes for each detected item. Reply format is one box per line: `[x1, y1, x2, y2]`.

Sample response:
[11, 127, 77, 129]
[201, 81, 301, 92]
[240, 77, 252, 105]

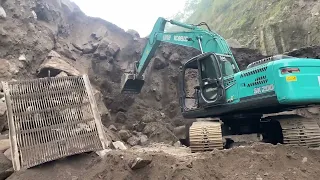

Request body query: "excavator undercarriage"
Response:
[187, 112, 320, 153]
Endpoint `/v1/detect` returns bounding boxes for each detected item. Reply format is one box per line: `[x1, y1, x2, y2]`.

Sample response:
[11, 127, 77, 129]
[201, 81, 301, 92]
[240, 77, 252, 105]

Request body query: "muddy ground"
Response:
[7, 143, 320, 180]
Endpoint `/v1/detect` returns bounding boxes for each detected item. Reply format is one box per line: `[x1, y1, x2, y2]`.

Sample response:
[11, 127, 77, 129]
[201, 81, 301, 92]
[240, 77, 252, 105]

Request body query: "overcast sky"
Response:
[70, 0, 187, 37]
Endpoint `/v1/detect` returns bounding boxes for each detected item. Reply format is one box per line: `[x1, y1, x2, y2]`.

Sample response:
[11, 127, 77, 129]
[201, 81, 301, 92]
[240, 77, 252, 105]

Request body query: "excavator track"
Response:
[189, 121, 223, 153]
[277, 115, 320, 148]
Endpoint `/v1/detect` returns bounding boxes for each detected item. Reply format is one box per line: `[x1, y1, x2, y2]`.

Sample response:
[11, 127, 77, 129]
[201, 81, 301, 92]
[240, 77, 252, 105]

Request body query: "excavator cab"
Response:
[180, 53, 226, 111]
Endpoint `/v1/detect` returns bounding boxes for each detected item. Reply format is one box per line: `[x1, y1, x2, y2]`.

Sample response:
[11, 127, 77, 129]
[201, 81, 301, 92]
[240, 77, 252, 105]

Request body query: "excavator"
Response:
[120, 17, 320, 152]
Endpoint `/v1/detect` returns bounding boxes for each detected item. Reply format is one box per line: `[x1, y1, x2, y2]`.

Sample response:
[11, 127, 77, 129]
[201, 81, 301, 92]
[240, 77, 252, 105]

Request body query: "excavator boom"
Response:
[121, 17, 239, 94]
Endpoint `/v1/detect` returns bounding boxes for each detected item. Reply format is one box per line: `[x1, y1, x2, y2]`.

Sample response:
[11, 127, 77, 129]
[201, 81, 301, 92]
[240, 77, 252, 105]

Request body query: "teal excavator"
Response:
[121, 17, 320, 152]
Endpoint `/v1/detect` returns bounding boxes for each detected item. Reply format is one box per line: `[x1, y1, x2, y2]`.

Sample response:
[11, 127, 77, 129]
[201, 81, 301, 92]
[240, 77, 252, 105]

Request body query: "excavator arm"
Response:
[121, 17, 240, 94]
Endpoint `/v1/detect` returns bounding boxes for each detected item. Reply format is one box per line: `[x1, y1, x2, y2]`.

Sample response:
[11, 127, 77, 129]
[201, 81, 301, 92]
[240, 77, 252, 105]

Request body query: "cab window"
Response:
[219, 56, 236, 76]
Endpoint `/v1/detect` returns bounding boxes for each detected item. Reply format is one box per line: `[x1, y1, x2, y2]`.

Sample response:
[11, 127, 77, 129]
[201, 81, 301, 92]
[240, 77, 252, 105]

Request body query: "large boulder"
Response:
[93, 39, 109, 60]
[118, 130, 131, 141]
[82, 43, 97, 54]
[37, 57, 80, 77]
[115, 112, 127, 123]
[0, 6, 6, 19]
[127, 136, 140, 146]
[173, 125, 186, 139]
[107, 42, 120, 57]
[139, 134, 148, 146]
[93, 39, 120, 59]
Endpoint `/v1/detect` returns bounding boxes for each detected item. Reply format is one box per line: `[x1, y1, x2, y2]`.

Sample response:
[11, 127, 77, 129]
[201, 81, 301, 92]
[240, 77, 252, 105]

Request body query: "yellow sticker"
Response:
[286, 76, 297, 82]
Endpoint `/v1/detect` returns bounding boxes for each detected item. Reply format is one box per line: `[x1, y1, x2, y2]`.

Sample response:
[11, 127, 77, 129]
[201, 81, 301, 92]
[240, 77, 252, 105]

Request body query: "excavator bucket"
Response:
[121, 73, 145, 94]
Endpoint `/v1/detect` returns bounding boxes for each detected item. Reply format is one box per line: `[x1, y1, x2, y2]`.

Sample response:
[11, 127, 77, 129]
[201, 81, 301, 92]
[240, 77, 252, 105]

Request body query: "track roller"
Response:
[189, 121, 223, 153]
[277, 115, 320, 148]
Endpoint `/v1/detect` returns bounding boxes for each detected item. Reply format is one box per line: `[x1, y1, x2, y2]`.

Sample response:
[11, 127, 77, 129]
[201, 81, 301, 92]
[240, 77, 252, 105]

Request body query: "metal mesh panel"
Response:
[2, 75, 106, 171]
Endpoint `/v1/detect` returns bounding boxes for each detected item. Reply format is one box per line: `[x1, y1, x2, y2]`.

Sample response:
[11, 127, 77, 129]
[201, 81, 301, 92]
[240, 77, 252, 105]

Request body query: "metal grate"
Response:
[2, 75, 106, 171]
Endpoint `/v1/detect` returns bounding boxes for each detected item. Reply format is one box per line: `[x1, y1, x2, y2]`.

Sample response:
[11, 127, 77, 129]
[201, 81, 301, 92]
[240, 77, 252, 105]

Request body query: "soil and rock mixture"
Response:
[0, 0, 320, 179]
[7, 143, 320, 180]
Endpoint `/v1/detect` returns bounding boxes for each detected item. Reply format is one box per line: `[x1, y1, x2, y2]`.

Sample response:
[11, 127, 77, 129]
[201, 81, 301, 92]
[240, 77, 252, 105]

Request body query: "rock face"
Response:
[172, 0, 320, 55]
[126, 29, 140, 39]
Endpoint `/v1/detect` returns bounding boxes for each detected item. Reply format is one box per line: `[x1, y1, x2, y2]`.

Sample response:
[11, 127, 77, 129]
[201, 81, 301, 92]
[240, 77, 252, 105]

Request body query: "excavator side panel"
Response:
[272, 58, 320, 104]
[237, 62, 275, 101]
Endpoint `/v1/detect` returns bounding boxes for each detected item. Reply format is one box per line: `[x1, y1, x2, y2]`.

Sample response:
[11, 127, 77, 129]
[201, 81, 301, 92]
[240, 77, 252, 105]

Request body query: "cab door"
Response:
[197, 53, 226, 106]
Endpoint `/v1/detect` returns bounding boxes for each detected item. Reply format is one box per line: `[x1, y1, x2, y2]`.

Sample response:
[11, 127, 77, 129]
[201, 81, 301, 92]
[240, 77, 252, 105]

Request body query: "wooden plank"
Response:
[82, 74, 107, 149]
[2, 82, 21, 171]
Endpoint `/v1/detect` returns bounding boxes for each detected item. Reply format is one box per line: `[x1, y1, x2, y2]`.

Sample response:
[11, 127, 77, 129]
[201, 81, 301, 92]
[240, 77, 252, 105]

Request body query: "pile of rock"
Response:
[72, 34, 120, 61]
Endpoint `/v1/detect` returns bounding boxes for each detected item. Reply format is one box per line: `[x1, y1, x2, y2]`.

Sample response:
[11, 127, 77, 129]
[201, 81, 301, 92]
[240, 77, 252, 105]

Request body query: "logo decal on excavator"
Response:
[162, 35, 171, 41]
[174, 36, 189, 42]
[253, 84, 274, 95]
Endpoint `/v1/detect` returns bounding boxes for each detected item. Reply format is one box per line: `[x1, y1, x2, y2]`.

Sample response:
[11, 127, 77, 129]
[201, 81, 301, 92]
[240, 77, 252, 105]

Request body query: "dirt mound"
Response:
[231, 47, 267, 70]
[7, 143, 320, 180]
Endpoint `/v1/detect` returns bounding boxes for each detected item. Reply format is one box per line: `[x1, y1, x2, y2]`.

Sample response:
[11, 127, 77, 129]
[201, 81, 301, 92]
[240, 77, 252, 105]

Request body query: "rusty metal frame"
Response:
[2, 75, 106, 171]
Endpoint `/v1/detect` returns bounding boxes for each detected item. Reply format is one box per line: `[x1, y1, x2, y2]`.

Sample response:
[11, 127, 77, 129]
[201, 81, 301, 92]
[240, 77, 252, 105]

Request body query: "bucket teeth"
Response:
[278, 115, 320, 148]
[189, 121, 223, 153]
